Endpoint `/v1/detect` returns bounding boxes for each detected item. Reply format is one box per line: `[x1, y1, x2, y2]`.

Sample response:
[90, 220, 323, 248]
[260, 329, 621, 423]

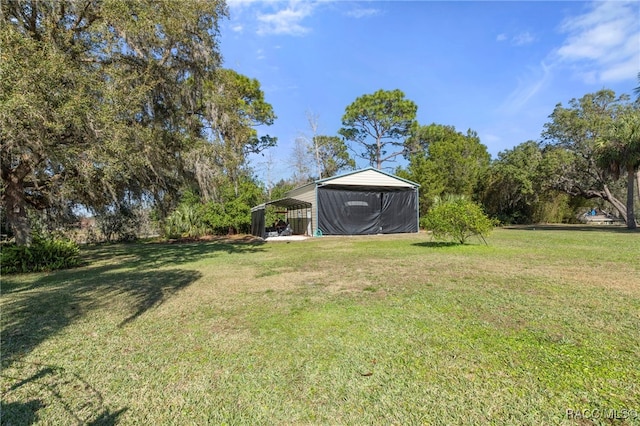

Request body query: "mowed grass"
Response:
[2, 227, 639, 425]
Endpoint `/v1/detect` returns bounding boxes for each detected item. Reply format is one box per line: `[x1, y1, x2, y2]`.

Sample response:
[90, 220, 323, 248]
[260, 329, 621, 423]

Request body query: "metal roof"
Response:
[315, 167, 420, 188]
[284, 168, 420, 196]
[251, 197, 312, 211]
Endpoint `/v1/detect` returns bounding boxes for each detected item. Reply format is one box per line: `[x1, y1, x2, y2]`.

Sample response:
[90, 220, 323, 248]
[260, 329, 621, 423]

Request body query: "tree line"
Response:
[314, 86, 639, 230]
[2, 2, 639, 249]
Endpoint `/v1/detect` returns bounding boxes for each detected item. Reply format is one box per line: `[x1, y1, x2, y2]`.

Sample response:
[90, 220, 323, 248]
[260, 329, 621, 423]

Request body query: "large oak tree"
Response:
[542, 90, 638, 228]
[1, 1, 274, 244]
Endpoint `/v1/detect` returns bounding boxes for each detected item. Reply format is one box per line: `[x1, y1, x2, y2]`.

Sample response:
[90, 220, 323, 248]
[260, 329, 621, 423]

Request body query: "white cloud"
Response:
[501, 62, 553, 113]
[554, 0, 640, 83]
[257, 2, 316, 36]
[346, 7, 381, 19]
[501, 0, 638, 112]
[226, 0, 321, 36]
[496, 31, 535, 46]
[227, 0, 268, 10]
[512, 31, 535, 46]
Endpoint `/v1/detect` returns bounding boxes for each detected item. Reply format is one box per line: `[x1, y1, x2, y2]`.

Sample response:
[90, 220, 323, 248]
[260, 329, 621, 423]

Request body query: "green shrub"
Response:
[423, 198, 497, 244]
[96, 205, 142, 242]
[201, 198, 253, 235]
[1, 237, 80, 274]
[164, 204, 209, 239]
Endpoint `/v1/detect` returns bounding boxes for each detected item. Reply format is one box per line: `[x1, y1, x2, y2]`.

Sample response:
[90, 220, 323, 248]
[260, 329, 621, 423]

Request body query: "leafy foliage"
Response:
[423, 198, 496, 244]
[480, 141, 580, 224]
[164, 204, 208, 240]
[311, 135, 356, 178]
[192, 69, 277, 201]
[201, 177, 265, 235]
[397, 124, 490, 215]
[542, 90, 637, 227]
[339, 89, 417, 169]
[0, 1, 279, 245]
[162, 175, 266, 238]
[95, 205, 145, 242]
[596, 109, 640, 180]
[1, 237, 80, 274]
[312, 135, 355, 178]
[595, 107, 640, 229]
[1, 17, 100, 245]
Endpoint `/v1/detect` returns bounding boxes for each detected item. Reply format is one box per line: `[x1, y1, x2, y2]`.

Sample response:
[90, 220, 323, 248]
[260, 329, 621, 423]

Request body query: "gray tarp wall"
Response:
[317, 186, 418, 235]
[251, 207, 265, 238]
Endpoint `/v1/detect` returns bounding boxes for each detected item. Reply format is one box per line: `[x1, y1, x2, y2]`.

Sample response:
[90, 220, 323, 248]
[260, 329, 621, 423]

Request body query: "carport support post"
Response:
[314, 187, 319, 237]
[415, 187, 420, 233]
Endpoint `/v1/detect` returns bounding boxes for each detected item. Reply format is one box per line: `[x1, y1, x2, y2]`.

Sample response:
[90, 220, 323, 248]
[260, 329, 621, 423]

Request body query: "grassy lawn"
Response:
[2, 227, 639, 425]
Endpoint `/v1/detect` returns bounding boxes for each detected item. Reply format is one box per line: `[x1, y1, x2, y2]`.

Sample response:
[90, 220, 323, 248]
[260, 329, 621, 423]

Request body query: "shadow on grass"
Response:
[1, 239, 266, 296]
[1, 246, 204, 423]
[0, 239, 256, 423]
[0, 400, 43, 426]
[502, 224, 637, 233]
[1, 361, 127, 425]
[2, 268, 201, 364]
[1, 239, 265, 363]
[412, 241, 460, 248]
[81, 238, 266, 271]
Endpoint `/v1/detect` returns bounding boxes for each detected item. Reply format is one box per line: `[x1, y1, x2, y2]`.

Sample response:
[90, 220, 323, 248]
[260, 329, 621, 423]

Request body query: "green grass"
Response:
[2, 227, 639, 425]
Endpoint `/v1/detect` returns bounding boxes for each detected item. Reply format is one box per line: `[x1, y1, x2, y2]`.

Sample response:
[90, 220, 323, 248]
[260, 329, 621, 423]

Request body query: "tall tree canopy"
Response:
[480, 141, 577, 224]
[397, 124, 490, 215]
[190, 68, 276, 201]
[595, 107, 640, 229]
[312, 135, 355, 179]
[481, 141, 544, 223]
[339, 89, 417, 170]
[1, 1, 274, 244]
[542, 89, 638, 228]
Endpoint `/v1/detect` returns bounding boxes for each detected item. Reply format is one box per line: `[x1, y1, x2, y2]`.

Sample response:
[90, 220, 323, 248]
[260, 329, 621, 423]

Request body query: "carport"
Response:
[250, 197, 312, 239]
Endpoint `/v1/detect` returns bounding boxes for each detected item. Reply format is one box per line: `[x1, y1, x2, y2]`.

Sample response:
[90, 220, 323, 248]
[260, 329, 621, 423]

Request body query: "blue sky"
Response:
[219, 0, 640, 184]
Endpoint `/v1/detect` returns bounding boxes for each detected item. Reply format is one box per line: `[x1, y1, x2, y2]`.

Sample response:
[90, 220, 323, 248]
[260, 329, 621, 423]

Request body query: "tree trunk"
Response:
[4, 175, 32, 246]
[603, 185, 628, 223]
[626, 166, 637, 229]
[636, 169, 640, 201]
